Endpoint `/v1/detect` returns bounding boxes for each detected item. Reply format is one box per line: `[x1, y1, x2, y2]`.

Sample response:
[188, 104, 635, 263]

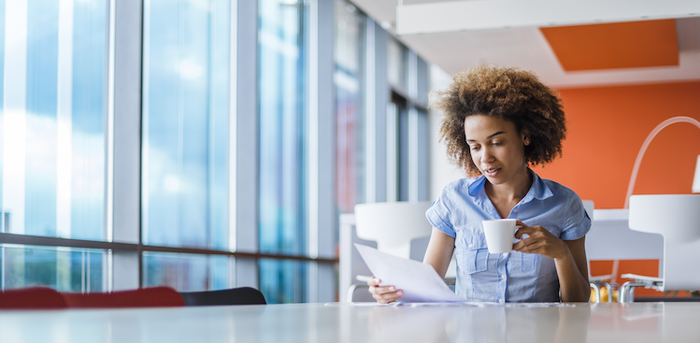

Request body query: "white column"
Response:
[408, 51, 418, 202]
[308, 0, 319, 260]
[57, 0, 74, 238]
[386, 102, 397, 202]
[105, 0, 117, 242]
[140, 0, 151, 242]
[112, 0, 146, 289]
[307, 0, 321, 303]
[232, 0, 259, 288]
[1, 247, 4, 289]
[364, 20, 376, 204]
[306, 0, 336, 303]
[2, 0, 28, 234]
[228, 0, 242, 289]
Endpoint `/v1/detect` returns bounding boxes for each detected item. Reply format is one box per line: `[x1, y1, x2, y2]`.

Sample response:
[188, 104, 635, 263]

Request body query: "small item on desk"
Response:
[482, 219, 520, 254]
[354, 243, 468, 303]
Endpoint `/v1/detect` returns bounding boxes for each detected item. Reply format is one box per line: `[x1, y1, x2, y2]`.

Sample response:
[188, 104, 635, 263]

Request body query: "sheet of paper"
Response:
[354, 243, 468, 303]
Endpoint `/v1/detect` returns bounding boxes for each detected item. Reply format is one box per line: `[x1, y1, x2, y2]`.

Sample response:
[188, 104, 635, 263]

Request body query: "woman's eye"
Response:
[492, 141, 502, 146]
[470, 146, 479, 151]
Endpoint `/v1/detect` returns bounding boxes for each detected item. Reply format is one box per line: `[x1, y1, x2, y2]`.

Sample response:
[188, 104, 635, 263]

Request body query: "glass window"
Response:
[142, 252, 229, 292]
[397, 100, 409, 202]
[416, 108, 429, 201]
[1, 244, 106, 292]
[258, 0, 307, 256]
[258, 258, 307, 304]
[387, 93, 409, 202]
[141, 0, 231, 250]
[387, 37, 408, 92]
[334, 0, 365, 213]
[258, 0, 308, 303]
[1, 0, 108, 240]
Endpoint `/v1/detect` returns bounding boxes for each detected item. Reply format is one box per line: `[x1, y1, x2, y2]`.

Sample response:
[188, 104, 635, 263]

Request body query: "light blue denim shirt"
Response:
[425, 170, 591, 303]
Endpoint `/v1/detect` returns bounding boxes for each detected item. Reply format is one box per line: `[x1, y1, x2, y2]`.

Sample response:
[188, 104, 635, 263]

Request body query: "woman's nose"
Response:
[480, 146, 494, 162]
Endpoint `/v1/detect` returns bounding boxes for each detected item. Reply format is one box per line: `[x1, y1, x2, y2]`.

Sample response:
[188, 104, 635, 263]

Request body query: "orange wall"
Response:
[532, 81, 700, 297]
[531, 81, 700, 209]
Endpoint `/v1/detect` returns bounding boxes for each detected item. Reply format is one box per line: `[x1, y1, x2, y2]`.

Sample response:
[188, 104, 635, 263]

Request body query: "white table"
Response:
[2, 302, 700, 342]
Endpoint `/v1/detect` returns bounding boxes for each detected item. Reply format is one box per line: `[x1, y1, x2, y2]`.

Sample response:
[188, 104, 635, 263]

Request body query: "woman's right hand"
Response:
[367, 276, 403, 304]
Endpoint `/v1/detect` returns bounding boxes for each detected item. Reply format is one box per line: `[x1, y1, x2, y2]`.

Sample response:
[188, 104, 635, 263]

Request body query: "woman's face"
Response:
[464, 114, 528, 187]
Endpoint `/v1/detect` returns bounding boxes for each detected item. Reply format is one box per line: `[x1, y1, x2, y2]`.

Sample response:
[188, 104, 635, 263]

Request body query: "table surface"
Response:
[2, 302, 700, 343]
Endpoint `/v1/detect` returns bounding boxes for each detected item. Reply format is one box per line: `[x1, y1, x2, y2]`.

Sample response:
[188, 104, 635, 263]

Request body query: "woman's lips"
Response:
[484, 168, 501, 177]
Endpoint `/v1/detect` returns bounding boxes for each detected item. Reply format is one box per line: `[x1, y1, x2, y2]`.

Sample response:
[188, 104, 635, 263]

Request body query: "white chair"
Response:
[345, 201, 433, 302]
[583, 201, 609, 302]
[620, 194, 700, 302]
[583, 200, 620, 303]
[338, 213, 377, 302]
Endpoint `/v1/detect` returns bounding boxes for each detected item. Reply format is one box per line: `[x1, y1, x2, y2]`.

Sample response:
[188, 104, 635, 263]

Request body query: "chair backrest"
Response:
[0, 286, 185, 310]
[629, 194, 700, 291]
[0, 287, 68, 310]
[354, 201, 433, 259]
[339, 213, 378, 302]
[180, 287, 266, 306]
[62, 286, 185, 308]
[581, 200, 596, 275]
[582, 200, 594, 221]
[585, 209, 663, 262]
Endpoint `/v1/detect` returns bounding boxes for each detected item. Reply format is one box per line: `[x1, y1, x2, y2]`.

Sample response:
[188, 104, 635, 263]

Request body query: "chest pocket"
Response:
[521, 253, 540, 276]
[521, 252, 557, 277]
[458, 235, 489, 274]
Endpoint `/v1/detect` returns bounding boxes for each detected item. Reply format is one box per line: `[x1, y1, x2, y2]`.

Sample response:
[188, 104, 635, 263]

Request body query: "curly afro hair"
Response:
[432, 66, 566, 176]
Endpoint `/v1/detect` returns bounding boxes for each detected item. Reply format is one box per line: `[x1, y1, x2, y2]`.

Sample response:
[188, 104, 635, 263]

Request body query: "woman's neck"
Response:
[485, 167, 533, 203]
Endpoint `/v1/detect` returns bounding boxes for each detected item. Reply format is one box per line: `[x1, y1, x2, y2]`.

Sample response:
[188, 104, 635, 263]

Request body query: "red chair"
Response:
[1, 286, 184, 310]
[0, 287, 69, 310]
[62, 286, 185, 308]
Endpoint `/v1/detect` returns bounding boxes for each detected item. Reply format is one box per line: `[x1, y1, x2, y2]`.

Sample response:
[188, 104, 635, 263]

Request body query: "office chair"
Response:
[0, 287, 68, 310]
[582, 200, 620, 302]
[346, 201, 433, 302]
[180, 287, 266, 306]
[620, 194, 700, 302]
[339, 213, 378, 302]
[1, 286, 185, 309]
[62, 286, 185, 308]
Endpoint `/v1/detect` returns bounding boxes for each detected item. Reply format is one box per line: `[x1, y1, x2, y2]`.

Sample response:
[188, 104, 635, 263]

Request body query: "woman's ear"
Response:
[522, 131, 530, 146]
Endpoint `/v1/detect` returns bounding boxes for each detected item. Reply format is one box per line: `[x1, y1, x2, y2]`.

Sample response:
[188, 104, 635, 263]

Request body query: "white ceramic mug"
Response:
[482, 219, 519, 254]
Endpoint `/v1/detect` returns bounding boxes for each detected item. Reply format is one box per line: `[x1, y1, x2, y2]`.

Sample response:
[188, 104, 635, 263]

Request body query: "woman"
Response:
[369, 66, 591, 303]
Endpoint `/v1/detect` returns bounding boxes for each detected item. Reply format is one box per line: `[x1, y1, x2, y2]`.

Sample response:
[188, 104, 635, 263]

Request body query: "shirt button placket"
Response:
[497, 253, 508, 303]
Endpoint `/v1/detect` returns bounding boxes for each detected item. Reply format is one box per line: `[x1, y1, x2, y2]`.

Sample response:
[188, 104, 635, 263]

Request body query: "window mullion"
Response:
[232, 0, 259, 289]
[112, 0, 143, 290]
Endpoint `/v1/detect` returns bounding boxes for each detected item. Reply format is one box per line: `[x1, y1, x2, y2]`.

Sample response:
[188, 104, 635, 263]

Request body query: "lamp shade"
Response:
[694, 155, 700, 193]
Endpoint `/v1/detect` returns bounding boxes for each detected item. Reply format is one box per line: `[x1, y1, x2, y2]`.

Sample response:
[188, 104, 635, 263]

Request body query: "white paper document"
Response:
[354, 243, 468, 303]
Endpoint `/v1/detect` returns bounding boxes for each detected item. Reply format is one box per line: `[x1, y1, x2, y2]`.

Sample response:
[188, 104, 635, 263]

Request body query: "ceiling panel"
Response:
[350, 0, 700, 87]
[541, 20, 679, 71]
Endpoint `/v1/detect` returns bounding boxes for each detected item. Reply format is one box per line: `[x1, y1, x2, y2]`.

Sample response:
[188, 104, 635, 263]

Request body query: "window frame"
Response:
[0, 0, 431, 303]
[0, 0, 337, 299]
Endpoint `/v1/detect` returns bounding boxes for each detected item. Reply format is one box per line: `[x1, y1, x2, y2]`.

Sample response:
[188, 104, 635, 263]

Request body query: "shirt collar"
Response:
[467, 169, 553, 204]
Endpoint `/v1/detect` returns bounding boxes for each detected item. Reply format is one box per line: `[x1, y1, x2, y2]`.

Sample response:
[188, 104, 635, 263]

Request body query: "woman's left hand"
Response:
[512, 220, 569, 260]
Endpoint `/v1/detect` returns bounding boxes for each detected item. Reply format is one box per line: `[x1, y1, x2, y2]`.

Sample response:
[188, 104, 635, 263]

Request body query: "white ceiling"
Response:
[349, 0, 700, 88]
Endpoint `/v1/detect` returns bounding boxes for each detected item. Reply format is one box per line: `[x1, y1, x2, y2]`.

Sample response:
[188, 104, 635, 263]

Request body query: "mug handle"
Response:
[514, 225, 523, 242]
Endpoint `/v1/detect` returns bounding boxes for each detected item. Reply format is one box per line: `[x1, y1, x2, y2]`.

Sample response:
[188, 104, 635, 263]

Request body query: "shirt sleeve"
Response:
[559, 192, 592, 241]
[425, 187, 456, 238]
